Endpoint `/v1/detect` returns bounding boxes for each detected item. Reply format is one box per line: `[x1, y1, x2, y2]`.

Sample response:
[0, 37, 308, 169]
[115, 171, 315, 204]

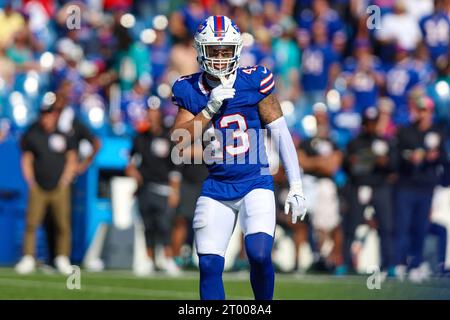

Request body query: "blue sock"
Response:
[198, 254, 225, 300]
[245, 232, 274, 300]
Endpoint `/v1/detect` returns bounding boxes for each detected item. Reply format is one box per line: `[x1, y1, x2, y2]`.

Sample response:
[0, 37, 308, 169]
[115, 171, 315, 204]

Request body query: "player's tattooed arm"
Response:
[257, 93, 284, 125]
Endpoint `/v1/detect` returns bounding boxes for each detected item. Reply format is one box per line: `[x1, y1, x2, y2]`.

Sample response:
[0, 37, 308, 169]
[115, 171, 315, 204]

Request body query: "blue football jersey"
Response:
[343, 56, 384, 112]
[172, 65, 275, 200]
[419, 12, 450, 61]
[385, 60, 422, 125]
[301, 44, 338, 92]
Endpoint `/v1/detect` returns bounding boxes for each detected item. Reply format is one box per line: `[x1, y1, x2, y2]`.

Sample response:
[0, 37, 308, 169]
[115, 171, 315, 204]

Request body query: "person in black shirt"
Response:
[126, 105, 181, 275]
[14, 102, 77, 275]
[394, 96, 448, 282]
[43, 93, 101, 266]
[54, 81, 102, 174]
[298, 105, 344, 274]
[171, 143, 208, 268]
[344, 107, 396, 275]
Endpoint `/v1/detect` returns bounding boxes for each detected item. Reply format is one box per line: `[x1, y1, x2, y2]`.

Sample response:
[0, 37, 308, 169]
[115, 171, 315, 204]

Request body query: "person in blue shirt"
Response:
[329, 91, 362, 150]
[419, 0, 450, 64]
[300, 19, 340, 116]
[171, 0, 209, 39]
[171, 15, 307, 300]
[385, 46, 423, 126]
[342, 40, 385, 113]
[296, 0, 347, 55]
[249, 28, 276, 68]
[409, 41, 436, 90]
[120, 80, 150, 134]
[149, 29, 171, 87]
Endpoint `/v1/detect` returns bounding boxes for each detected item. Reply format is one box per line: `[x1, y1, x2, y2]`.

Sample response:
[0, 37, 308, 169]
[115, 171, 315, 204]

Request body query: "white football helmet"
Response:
[194, 15, 243, 77]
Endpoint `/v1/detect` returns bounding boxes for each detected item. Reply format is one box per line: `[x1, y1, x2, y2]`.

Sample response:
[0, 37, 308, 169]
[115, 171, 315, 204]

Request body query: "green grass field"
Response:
[0, 267, 450, 300]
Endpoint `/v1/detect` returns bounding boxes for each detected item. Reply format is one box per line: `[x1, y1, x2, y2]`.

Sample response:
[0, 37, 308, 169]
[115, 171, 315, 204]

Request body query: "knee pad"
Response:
[199, 254, 224, 276]
[198, 254, 225, 300]
[245, 233, 273, 265]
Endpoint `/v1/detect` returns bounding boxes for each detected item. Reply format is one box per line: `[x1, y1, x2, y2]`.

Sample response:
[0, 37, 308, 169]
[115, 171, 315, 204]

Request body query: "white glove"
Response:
[284, 181, 307, 224]
[201, 75, 236, 119]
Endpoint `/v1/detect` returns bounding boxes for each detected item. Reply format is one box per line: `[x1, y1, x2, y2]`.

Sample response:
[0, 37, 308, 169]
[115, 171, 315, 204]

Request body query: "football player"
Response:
[171, 15, 307, 300]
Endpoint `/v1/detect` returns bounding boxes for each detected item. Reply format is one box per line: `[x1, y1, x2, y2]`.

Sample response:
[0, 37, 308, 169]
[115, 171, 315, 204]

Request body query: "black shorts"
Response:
[137, 184, 174, 247]
[176, 181, 203, 220]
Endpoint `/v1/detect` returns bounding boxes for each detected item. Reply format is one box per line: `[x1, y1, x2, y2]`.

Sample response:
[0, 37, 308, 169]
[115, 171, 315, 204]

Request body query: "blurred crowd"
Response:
[1, 0, 450, 281]
[1, 0, 450, 138]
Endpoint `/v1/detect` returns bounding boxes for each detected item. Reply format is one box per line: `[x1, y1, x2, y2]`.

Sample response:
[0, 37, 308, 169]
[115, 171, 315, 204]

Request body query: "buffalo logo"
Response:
[231, 20, 240, 33]
[197, 20, 207, 34]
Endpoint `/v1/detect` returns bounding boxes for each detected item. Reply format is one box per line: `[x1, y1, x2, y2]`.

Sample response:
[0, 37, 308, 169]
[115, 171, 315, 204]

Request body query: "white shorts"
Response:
[303, 175, 340, 232]
[193, 188, 276, 257]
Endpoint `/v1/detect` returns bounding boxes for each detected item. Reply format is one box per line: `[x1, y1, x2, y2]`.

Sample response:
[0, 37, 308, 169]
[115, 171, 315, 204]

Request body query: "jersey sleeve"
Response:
[74, 119, 97, 145]
[66, 134, 77, 151]
[127, 135, 143, 168]
[129, 135, 139, 158]
[20, 129, 34, 153]
[171, 79, 186, 109]
[298, 139, 311, 155]
[171, 76, 200, 115]
[250, 65, 276, 104]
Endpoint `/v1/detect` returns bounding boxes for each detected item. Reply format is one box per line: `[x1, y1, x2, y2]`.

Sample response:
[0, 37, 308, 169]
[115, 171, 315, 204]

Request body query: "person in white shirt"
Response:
[376, 0, 422, 51]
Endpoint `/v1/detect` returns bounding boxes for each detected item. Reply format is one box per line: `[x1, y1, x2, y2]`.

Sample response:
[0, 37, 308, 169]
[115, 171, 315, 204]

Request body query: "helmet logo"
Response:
[197, 20, 207, 33]
[231, 20, 240, 33]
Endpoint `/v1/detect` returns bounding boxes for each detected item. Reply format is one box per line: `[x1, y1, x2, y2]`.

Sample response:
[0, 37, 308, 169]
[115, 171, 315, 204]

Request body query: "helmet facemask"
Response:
[196, 43, 242, 78]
